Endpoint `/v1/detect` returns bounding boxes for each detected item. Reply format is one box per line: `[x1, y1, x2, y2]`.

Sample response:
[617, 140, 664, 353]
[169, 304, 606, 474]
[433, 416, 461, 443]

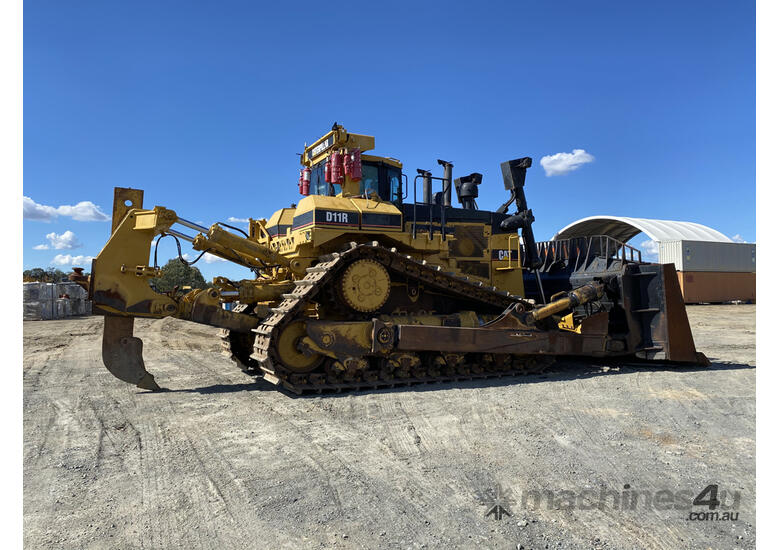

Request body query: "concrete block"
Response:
[56, 282, 86, 300]
[72, 299, 87, 315]
[42, 283, 56, 301]
[55, 299, 72, 318]
[23, 282, 56, 302]
[23, 301, 55, 320]
[23, 282, 42, 302]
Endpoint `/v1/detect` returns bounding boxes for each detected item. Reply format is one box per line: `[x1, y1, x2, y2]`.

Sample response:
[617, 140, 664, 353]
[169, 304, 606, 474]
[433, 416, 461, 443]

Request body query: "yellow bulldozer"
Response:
[72, 124, 708, 393]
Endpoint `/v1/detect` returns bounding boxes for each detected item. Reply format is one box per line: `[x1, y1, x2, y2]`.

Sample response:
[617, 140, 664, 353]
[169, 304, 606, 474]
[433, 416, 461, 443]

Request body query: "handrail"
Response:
[522, 234, 643, 272]
[411, 172, 450, 242]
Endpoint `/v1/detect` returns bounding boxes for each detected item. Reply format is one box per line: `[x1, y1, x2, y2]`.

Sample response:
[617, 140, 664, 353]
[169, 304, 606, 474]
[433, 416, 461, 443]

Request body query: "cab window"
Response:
[307, 160, 402, 201]
[309, 162, 328, 195]
[387, 167, 402, 202]
[360, 164, 380, 196]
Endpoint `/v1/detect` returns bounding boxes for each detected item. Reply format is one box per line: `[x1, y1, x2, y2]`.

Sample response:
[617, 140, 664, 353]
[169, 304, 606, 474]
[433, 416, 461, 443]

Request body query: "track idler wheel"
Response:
[275, 320, 323, 373]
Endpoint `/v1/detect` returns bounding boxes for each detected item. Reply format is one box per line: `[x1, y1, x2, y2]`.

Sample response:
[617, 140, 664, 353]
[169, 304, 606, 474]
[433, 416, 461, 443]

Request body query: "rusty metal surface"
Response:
[395, 312, 610, 356]
[620, 263, 710, 366]
[188, 289, 257, 333]
[658, 263, 708, 365]
[111, 188, 144, 232]
[677, 271, 756, 303]
[306, 321, 374, 358]
[92, 289, 135, 315]
[101, 316, 160, 390]
[67, 267, 89, 291]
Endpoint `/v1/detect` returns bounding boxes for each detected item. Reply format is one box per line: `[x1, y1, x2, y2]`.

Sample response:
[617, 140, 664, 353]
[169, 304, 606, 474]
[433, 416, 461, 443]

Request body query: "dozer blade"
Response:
[102, 316, 161, 391]
[624, 263, 710, 366]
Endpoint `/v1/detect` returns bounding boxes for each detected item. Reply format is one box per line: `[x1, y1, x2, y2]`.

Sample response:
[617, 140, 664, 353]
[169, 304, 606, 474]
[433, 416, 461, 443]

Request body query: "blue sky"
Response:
[23, 0, 756, 282]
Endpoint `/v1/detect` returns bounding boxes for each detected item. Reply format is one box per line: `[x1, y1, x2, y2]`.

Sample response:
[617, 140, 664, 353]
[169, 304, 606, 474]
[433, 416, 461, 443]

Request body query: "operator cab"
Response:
[299, 125, 405, 204]
[307, 156, 403, 203]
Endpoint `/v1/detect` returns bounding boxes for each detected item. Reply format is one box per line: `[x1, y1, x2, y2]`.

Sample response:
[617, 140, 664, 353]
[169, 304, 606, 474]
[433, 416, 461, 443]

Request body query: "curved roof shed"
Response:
[552, 216, 730, 243]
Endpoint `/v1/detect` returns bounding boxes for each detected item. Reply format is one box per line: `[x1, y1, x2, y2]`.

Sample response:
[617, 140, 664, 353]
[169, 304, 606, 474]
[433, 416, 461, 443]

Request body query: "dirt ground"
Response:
[23, 304, 755, 550]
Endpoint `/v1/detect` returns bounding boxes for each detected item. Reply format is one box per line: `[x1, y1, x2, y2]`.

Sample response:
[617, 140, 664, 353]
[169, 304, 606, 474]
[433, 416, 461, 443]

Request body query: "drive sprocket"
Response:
[339, 258, 391, 313]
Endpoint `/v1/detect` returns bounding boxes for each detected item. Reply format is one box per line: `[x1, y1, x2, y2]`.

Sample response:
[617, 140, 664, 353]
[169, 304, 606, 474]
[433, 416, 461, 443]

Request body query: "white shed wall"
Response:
[657, 240, 756, 272]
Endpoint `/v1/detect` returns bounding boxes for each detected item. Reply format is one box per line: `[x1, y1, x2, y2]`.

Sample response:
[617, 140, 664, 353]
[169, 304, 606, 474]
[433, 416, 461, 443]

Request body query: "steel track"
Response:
[220, 242, 551, 394]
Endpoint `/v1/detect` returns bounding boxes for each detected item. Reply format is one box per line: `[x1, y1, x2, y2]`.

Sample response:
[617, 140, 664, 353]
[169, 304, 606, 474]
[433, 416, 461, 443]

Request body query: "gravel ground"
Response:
[23, 304, 755, 549]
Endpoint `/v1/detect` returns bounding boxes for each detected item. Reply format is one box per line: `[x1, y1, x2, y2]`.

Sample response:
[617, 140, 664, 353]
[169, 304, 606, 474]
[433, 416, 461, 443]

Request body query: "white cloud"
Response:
[33, 230, 81, 250]
[731, 234, 747, 243]
[23, 197, 58, 220]
[227, 216, 250, 223]
[23, 196, 110, 222]
[540, 149, 595, 176]
[203, 253, 227, 263]
[58, 201, 111, 221]
[181, 252, 227, 264]
[640, 239, 658, 254]
[50, 254, 95, 267]
[640, 239, 659, 260]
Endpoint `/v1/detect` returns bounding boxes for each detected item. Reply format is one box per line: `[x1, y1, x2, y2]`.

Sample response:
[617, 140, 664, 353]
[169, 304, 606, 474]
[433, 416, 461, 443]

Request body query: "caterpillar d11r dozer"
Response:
[73, 124, 708, 393]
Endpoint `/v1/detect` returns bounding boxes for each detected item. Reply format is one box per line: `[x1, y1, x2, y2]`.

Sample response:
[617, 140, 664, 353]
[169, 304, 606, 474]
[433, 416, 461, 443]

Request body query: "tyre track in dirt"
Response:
[24, 305, 755, 549]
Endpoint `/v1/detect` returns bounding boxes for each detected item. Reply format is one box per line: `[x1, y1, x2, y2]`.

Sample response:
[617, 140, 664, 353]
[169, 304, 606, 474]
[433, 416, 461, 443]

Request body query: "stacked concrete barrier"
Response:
[23, 300, 55, 320]
[23, 281, 92, 320]
[23, 282, 56, 320]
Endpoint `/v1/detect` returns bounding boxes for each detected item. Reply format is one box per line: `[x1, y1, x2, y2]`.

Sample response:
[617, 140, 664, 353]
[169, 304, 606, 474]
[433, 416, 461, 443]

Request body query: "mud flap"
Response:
[102, 316, 161, 390]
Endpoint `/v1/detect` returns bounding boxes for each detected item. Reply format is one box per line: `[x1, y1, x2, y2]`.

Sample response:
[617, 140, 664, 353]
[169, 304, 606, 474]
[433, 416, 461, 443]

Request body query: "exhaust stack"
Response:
[417, 169, 433, 204]
[437, 159, 453, 206]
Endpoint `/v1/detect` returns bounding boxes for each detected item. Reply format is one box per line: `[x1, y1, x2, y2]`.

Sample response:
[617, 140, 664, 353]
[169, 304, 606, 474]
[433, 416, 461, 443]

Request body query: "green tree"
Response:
[23, 268, 47, 281]
[23, 267, 67, 282]
[46, 268, 68, 282]
[150, 259, 207, 292]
